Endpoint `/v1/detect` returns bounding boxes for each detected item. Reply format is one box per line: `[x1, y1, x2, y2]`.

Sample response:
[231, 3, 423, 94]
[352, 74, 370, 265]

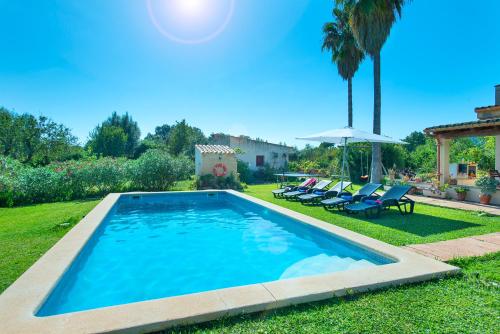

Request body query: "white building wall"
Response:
[194, 150, 237, 177]
[228, 137, 294, 171]
[195, 149, 202, 176]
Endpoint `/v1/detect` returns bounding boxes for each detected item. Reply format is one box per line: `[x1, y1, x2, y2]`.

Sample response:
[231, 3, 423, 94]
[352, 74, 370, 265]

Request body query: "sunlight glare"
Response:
[172, 0, 207, 19]
[147, 0, 235, 44]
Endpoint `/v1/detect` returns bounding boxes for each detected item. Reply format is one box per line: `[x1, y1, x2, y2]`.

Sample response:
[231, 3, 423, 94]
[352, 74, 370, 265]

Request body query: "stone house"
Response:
[210, 134, 295, 171]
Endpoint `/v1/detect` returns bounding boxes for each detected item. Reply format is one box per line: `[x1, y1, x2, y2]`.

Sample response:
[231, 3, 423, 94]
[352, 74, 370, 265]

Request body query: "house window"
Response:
[256, 155, 264, 167]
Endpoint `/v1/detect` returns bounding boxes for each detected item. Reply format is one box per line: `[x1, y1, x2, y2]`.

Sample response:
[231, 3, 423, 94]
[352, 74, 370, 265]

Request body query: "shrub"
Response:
[237, 161, 277, 184]
[196, 173, 243, 190]
[0, 155, 24, 176]
[0, 175, 14, 207]
[12, 167, 68, 204]
[81, 157, 128, 195]
[128, 149, 192, 191]
[252, 163, 276, 182]
[0, 150, 193, 206]
[237, 160, 254, 184]
[49, 157, 129, 198]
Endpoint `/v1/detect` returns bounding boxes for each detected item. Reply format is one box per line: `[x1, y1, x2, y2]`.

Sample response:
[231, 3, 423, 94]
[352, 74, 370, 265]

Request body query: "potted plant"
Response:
[475, 176, 498, 205]
[454, 186, 468, 201]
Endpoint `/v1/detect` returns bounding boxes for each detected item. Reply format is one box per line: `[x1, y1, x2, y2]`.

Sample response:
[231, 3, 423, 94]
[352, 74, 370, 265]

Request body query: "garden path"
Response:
[402, 233, 500, 261]
[407, 195, 500, 216]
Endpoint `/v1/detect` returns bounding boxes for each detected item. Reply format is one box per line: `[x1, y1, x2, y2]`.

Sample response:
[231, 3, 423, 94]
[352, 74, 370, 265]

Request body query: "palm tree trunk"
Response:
[348, 77, 353, 127]
[370, 51, 382, 183]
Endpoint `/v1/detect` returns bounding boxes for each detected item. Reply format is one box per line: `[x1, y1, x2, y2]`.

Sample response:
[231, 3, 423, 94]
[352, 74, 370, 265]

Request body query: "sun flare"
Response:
[172, 0, 207, 19]
[147, 0, 235, 44]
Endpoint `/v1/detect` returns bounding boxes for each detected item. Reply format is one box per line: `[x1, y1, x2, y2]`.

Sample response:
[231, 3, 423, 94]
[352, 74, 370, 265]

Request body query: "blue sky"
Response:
[1, 0, 499, 148]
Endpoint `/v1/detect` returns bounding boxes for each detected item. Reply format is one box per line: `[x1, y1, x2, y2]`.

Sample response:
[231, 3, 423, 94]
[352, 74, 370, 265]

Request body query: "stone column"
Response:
[495, 135, 500, 171]
[438, 137, 450, 185]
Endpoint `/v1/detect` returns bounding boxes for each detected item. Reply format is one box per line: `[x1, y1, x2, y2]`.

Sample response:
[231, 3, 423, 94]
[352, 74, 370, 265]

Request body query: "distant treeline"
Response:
[0, 107, 209, 165]
[1, 107, 495, 187]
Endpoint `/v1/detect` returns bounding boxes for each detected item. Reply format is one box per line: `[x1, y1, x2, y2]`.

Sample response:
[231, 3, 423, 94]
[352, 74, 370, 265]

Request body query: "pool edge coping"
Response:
[0, 190, 460, 334]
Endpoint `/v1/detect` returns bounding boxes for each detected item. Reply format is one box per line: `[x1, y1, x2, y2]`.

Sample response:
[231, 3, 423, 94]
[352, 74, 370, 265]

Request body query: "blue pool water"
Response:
[37, 192, 393, 316]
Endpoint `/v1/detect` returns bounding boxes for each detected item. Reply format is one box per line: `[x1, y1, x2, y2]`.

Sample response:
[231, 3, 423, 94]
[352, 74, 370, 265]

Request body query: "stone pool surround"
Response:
[0, 190, 459, 334]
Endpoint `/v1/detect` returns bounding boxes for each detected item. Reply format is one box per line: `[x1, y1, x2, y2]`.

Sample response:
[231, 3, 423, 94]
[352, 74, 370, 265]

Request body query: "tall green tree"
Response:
[87, 125, 128, 157]
[403, 131, 426, 152]
[0, 108, 78, 164]
[322, 2, 364, 127]
[103, 112, 140, 157]
[167, 120, 207, 157]
[37, 116, 80, 164]
[87, 112, 140, 158]
[343, 0, 407, 182]
[0, 108, 17, 156]
[150, 124, 172, 143]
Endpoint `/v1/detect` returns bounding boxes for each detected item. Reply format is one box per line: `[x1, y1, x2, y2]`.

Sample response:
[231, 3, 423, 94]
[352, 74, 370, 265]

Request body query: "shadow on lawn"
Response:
[344, 209, 481, 237]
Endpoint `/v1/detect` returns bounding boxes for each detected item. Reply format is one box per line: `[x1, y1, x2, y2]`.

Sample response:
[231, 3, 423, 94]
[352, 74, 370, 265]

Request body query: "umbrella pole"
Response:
[340, 137, 347, 197]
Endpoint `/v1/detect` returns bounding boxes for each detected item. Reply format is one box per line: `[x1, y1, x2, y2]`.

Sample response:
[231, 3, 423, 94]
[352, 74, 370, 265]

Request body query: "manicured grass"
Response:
[166, 253, 500, 334]
[244, 184, 500, 246]
[0, 200, 99, 292]
[0, 184, 498, 333]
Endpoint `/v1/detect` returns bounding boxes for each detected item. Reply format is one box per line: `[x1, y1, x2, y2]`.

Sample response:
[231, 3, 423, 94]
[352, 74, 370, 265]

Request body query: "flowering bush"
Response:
[128, 150, 192, 191]
[0, 174, 14, 207]
[0, 150, 193, 206]
[195, 173, 243, 190]
[13, 167, 68, 204]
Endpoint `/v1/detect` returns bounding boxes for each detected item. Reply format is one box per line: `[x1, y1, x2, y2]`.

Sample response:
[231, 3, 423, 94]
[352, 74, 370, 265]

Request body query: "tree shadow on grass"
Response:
[343, 209, 481, 237]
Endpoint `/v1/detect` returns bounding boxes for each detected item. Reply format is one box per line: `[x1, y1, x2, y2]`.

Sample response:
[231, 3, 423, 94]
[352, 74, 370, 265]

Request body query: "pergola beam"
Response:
[427, 126, 500, 139]
[425, 125, 500, 186]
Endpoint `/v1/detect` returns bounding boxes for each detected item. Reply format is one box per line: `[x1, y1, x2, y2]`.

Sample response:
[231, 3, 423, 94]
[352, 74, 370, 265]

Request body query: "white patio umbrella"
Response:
[296, 127, 407, 191]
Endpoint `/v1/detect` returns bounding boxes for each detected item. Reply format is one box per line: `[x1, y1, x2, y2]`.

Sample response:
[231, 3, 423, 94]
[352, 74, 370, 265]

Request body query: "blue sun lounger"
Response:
[321, 183, 382, 211]
[272, 178, 317, 198]
[298, 181, 351, 205]
[283, 179, 332, 200]
[344, 185, 415, 218]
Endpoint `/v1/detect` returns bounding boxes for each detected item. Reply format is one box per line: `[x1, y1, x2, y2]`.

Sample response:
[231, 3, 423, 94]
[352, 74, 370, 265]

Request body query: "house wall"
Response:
[195, 149, 202, 176]
[195, 151, 237, 177]
[229, 137, 294, 171]
[211, 134, 295, 171]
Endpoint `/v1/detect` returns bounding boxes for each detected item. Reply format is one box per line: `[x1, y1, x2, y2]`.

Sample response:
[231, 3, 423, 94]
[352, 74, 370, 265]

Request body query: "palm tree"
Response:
[322, 3, 364, 127]
[343, 0, 407, 182]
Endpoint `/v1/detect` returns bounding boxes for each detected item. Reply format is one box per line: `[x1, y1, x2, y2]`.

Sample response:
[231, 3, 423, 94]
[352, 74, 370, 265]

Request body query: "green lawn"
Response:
[0, 185, 498, 333]
[244, 184, 500, 246]
[168, 253, 499, 334]
[0, 199, 100, 292]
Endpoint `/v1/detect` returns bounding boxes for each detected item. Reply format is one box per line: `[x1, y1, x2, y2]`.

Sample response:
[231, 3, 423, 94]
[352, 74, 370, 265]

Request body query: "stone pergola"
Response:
[424, 85, 500, 186]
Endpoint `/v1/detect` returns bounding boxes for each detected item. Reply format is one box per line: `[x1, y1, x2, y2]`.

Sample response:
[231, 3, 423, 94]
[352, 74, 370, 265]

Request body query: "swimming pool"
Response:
[37, 192, 393, 316]
[0, 191, 459, 334]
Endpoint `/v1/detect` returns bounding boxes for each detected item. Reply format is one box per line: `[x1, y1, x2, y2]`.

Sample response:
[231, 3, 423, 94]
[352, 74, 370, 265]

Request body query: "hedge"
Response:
[0, 150, 193, 207]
